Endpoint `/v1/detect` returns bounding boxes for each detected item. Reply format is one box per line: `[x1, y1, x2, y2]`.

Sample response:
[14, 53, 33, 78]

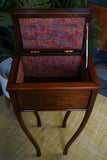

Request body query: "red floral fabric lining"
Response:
[19, 18, 85, 49]
[16, 55, 82, 83]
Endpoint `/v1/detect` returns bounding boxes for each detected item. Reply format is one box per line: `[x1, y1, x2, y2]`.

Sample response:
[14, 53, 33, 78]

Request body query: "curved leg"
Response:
[62, 111, 71, 128]
[14, 110, 41, 156]
[63, 91, 97, 155]
[63, 108, 93, 155]
[34, 112, 41, 127]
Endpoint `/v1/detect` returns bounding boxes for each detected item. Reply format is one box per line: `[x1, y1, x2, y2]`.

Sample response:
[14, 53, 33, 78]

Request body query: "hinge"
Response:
[64, 50, 74, 53]
[30, 50, 40, 54]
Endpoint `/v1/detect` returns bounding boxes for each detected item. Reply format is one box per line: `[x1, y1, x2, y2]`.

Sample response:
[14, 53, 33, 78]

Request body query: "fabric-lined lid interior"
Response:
[19, 17, 85, 50]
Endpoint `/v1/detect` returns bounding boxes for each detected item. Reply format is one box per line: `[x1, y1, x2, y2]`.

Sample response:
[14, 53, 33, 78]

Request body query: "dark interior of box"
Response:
[16, 55, 89, 83]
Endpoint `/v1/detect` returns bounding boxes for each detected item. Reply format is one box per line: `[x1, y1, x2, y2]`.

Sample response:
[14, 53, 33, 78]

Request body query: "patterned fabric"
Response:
[19, 18, 85, 49]
[16, 59, 24, 83]
[16, 55, 82, 83]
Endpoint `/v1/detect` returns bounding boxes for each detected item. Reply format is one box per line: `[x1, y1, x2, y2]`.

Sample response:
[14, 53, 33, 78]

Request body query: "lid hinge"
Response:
[64, 50, 74, 54]
[30, 50, 40, 54]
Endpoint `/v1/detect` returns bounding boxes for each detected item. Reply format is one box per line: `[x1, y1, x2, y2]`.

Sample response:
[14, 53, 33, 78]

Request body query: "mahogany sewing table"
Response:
[7, 8, 100, 156]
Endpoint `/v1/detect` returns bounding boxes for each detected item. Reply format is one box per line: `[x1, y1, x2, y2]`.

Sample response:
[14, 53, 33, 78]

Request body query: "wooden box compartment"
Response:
[16, 54, 91, 110]
[7, 8, 100, 111]
[7, 51, 99, 111]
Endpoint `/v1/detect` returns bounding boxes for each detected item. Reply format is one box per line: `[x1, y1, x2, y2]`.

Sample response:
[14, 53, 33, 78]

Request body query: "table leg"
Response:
[14, 110, 41, 156]
[62, 111, 71, 128]
[63, 91, 97, 155]
[34, 112, 41, 127]
[63, 108, 92, 155]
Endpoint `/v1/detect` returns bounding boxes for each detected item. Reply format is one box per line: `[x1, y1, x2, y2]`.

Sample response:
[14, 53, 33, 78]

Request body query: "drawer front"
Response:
[16, 89, 91, 111]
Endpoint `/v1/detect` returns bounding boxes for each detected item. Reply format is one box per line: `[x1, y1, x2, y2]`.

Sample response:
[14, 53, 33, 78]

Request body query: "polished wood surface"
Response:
[7, 8, 99, 156]
[16, 89, 91, 111]
[34, 112, 41, 127]
[62, 111, 71, 128]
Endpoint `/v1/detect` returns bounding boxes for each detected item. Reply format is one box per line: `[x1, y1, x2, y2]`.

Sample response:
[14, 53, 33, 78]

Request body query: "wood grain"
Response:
[16, 89, 91, 110]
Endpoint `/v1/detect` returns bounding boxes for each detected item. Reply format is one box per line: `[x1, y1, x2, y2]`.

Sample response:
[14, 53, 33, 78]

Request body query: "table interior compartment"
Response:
[16, 55, 90, 83]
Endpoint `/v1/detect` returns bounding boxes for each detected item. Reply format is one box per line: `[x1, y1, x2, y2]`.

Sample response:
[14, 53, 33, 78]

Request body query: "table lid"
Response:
[12, 8, 93, 54]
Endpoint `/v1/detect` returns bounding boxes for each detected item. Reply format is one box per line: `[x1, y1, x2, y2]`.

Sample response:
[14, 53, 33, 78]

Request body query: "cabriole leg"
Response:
[63, 91, 97, 155]
[34, 111, 41, 127]
[63, 109, 92, 155]
[62, 111, 71, 128]
[14, 110, 41, 156]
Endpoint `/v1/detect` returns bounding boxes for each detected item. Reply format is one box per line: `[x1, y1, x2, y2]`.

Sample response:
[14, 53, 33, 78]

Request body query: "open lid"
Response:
[12, 8, 93, 53]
